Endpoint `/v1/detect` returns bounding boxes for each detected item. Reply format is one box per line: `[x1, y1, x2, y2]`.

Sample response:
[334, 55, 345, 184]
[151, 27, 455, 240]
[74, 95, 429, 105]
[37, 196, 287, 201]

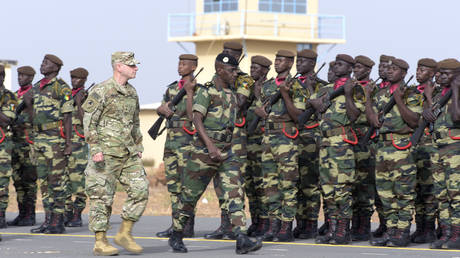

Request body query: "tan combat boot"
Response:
[114, 219, 143, 254]
[93, 231, 119, 256]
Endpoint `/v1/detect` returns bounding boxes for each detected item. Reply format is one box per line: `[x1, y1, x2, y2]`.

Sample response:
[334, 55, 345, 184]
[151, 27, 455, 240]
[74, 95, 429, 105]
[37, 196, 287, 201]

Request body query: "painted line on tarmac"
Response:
[2, 232, 460, 253]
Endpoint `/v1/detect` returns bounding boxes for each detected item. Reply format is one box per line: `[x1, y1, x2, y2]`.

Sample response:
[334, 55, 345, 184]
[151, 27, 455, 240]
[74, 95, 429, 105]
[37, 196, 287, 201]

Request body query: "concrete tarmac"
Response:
[1, 212, 460, 258]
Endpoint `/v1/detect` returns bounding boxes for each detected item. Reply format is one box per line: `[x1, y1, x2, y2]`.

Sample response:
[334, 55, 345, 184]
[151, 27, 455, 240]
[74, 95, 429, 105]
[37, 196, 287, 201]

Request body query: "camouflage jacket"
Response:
[14, 86, 32, 128]
[353, 80, 378, 130]
[433, 87, 460, 133]
[161, 80, 191, 124]
[296, 77, 321, 130]
[82, 77, 143, 157]
[71, 87, 87, 141]
[0, 85, 17, 132]
[32, 77, 73, 127]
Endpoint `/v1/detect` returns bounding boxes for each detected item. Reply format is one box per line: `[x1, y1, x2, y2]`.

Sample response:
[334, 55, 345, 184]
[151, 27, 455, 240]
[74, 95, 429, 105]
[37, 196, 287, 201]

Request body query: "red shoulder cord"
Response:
[283, 122, 299, 139]
[234, 117, 246, 127]
[0, 127, 5, 144]
[182, 121, 196, 135]
[59, 120, 66, 139]
[391, 133, 412, 150]
[449, 129, 460, 140]
[24, 129, 34, 144]
[74, 125, 85, 138]
[342, 126, 358, 145]
[305, 123, 319, 129]
[261, 127, 265, 133]
[370, 131, 376, 139]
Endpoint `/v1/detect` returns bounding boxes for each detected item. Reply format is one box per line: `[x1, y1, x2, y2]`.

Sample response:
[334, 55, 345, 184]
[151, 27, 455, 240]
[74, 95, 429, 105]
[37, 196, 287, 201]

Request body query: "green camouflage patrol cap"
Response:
[111, 51, 140, 65]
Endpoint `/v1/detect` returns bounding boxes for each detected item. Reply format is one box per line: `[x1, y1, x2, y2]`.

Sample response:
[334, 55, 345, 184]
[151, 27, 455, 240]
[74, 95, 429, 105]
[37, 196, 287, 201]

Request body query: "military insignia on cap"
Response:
[388, 60, 393, 65]
[10, 103, 15, 111]
[223, 57, 229, 63]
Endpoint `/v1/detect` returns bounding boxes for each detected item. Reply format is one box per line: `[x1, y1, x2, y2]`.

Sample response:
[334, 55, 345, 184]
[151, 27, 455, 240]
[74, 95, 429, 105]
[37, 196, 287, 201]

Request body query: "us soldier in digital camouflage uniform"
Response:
[82, 52, 148, 256]
[168, 53, 262, 255]
[205, 42, 255, 240]
[29, 54, 73, 234]
[156, 54, 198, 238]
[424, 59, 460, 249]
[292, 49, 321, 240]
[309, 54, 361, 245]
[350, 55, 377, 241]
[0, 64, 18, 229]
[253, 50, 301, 242]
[64, 67, 89, 227]
[8, 66, 37, 227]
[409, 58, 438, 244]
[245, 55, 271, 237]
[368, 58, 421, 247]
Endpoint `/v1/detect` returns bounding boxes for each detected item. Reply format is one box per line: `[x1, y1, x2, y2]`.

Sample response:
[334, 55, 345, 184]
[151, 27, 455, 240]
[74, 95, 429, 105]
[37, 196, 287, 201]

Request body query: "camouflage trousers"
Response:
[213, 126, 246, 214]
[431, 136, 460, 225]
[12, 132, 37, 210]
[163, 128, 193, 214]
[413, 139, 437, 221]
[173, 139, 247, 234]
[375, 136, 416, 229]
[65, 132, 88, 212]
[352, 143, 376, 217]
[319, 134, 355, 220]
[261, 129, 299, 222]
[85, 153, 149, 232]
[296, 130, 320, 221]
[33, 130, 69, 214]
[0, 134, 13, 211]
[244, 134, 264, 219]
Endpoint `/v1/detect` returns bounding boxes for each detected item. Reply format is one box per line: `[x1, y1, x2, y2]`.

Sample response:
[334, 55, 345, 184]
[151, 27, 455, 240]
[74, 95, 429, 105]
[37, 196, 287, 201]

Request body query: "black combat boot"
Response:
[445, 224, 460, 249]
[410, 215, 424, 243]
[247, 215, 259, 237]
[262, 218, 280, 241]
[430, 222, 451, 249]
[293, 218, 306, 238]
[297, 220, 318, 239]
[31, 211, 51, 233]
[204, 212, 235, 239]
[318, 214, 329, 236]
[352, 215, 371, 241]
[66, 208, 83, 227]
[351, 214, 360, 240]
[183, 214, 195, 238]
[331, 219, 351, 245]
[235, 233, 262, 254]
[370, 227, 394, 246]
[18, 203, 36, 226]
[372, 214, 387, 238]
[64, 209, 73, 226]
[44, 213, 66, 234]
[255, 218, 270, 237]
[274, 221, 294, 242]
[387, 226, 411, 247]
[422, 219, 437, 244]
[156, 214, 174, 237]
[0, 210, 6, 228]
[7, 203, 24, 226]
[315, 218, 336, 244]
[168, 230, 187, 253]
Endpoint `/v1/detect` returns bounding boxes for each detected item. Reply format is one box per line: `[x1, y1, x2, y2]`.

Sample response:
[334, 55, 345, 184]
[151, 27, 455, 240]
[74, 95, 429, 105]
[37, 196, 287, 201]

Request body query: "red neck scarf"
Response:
[72, 87, 83, 97]
[358, 80, 369, 87]
[334, 77, 348, 90]
[389, 83, 399, 94]
[17, 84, 32, 98]
[379, 81, 390, 89]
[40, 78, 51, 89]
[178, 79, 185, 90]
[442, 86, 450, 96]
[275, 77, 286, 86]
[416, 83, 426, 93]
[298, 76, 307, 83]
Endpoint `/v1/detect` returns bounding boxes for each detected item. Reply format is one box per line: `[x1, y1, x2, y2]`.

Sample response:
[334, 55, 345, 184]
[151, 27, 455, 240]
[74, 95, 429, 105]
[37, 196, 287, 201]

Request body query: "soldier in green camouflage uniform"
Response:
[409, 58, 438, 244]
[29, 55, 73, 234]
[292, 49, 321, 240]
[253, 50, 301, 242]
[349, 55, 376, 242]
[64, 67, 89, 227]
[8, 66, 37, 227]
[368, 58, 421, 247]
[169, 53, 262, 255]
[0, 65, 18, 228]
[425, 59, 460, 249]
[245, 55, 272, 237]
[156, 54, 198, 238]
[83, 52, 148, 256]
[205, 42, 255, 240]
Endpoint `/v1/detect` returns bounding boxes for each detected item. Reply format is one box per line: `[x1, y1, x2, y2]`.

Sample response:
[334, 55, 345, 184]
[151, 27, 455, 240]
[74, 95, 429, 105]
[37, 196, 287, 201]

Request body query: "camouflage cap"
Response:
[276, 49, 295, 58]
[417, 58, 437, 69]
[297, 49, 318, 60]
[223, 41, 243, 51]
[111, 51, 140, 65]
[70, 67, 89, 78]
[251, 55, 272, 68]
[354, 55, 375, 68]
[216, 53, 238, 66]
[392, 58, 409, 71]
[179, 54, 198, 61]
[17, 66, 36, 76]
[380, 54, 395, 63]
[336, 54, 355, 65]
[45, 54, 63, 66]
[437, 58, 460, 70]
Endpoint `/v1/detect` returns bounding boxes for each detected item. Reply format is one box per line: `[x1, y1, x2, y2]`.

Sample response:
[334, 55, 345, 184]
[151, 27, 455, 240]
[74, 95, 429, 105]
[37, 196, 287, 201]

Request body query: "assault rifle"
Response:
[410, 88, 452, 146]
[359, 75, 414, 145]
[148, 67, 203, 140]
[309, 62, 328, 86]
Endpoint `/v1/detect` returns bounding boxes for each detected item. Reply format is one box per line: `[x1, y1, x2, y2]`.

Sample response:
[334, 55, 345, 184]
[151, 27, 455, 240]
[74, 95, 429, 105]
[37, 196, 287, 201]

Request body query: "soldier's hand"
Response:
[23, 91, 33, 106]
[64, 145, 72, 156]
[422, 108, 437, 123]
[279, 80, 291, 94]
[92, 152, 104, 162]
[317, 92, 330, 113]
[369, 113, 382, 128]
[393, 85, 403, 99]
[208, 145, 222, 162]
[343, 79, 354, 95]
[365, 81, 376, 98]
[74, 90, 85, 105]
[184, 79, 196, 93]
[254, 105, 268, 118]
[138, 152, 142, 158]
[423, 81, 435, 98]
[157, 101, 174, 118]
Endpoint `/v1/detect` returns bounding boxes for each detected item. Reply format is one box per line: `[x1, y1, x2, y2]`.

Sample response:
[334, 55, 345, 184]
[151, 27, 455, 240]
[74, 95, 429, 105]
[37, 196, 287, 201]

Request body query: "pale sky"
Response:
[2, 0, 459, 104]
